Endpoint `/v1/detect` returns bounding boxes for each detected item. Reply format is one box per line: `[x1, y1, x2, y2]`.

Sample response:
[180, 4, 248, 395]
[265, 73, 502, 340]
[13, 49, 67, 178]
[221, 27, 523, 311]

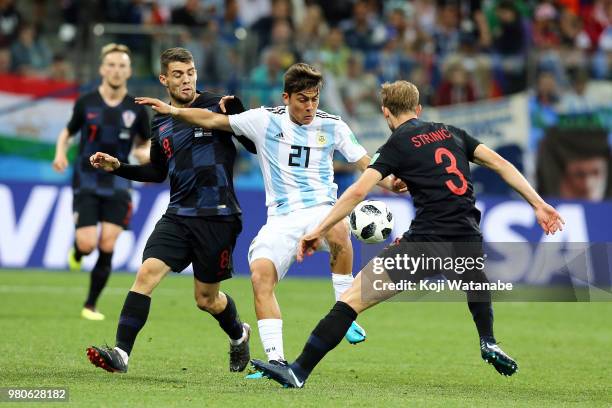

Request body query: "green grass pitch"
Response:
[0, 270, 610, 407]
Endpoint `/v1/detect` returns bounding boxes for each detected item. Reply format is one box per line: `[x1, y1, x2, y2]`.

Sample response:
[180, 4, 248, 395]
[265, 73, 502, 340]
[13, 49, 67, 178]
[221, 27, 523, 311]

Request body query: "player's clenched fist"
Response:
[52, 154, 69, 173]
[90, 152, 120, 172]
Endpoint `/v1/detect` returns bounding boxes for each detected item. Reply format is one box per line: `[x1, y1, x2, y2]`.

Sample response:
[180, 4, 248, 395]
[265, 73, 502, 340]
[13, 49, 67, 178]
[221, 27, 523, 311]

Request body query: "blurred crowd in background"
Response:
[2, 0, 610, 104]
[0, 0, 610, 200]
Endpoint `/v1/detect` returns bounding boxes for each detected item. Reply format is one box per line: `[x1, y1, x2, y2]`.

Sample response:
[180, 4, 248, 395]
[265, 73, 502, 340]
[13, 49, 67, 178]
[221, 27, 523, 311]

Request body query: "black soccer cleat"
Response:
[480, 339, 518, 376]
[250, 359, 304, 388]
[86, 345, 128, 373]
[245, 358, 288, 379]
[229, 323, 251, 372]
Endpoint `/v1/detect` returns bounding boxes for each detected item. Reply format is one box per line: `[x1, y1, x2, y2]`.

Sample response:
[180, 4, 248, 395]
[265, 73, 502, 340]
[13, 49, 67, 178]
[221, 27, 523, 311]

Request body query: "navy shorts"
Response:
[73, 190, 132, 229]
[143, 213, 242, 283]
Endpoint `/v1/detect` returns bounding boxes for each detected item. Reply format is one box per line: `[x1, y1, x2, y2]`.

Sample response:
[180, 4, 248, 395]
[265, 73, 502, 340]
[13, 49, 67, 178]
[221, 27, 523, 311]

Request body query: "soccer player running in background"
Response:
[52, 43, 151, 321]
[86, 47, 256, 374]
[250, 80, 565, 387]
[136, 63, 407, 371]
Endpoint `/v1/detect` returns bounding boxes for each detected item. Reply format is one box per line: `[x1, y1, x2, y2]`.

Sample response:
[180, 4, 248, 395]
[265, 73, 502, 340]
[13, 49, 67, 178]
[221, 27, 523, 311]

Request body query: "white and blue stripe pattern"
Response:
[230, 106, 367, 216]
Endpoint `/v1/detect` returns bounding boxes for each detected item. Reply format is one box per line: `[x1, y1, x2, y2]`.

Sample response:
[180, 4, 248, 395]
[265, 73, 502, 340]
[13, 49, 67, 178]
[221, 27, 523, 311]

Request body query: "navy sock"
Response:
[290, 301, 357, 382]
[468, 299, 495, 343]
[84, 250, 113, 308]
[116, 291, 151, 355]
[212, 294, 243, 340]
[74, 241, 85, 261]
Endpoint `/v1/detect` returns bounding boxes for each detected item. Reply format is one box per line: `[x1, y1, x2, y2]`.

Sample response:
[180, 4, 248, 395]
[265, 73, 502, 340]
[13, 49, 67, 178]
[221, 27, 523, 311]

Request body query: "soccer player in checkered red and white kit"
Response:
[52, 43, 151, 321]
[86, 48, 257, 374]
[251, 80, 565, 387]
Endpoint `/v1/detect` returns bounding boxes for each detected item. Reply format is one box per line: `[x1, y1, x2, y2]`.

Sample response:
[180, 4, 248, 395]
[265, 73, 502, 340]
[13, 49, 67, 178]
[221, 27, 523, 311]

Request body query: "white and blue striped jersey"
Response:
[229, 106, 367, 215]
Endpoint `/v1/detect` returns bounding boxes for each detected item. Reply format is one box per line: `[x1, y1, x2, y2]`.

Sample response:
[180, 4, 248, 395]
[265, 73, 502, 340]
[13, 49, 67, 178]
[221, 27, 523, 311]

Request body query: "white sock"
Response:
[114, 347, 129, 364]
[332, 273, 354, 301]
[257, 319, 284, 362]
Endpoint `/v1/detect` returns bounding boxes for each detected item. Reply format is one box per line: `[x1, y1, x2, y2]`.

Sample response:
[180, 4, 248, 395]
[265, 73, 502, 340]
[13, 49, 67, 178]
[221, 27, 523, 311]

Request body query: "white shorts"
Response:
[248, 204, 346, 280]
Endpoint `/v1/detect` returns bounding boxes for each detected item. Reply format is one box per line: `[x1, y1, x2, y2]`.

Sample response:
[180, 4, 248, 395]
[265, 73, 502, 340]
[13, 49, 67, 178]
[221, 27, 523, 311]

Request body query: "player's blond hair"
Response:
[100, 43, 131, 61]
[380, 81, 420, 116]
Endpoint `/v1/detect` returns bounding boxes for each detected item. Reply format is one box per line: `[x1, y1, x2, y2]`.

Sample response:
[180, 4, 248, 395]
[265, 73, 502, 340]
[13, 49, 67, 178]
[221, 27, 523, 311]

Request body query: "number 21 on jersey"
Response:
[288, 145, 310, 168]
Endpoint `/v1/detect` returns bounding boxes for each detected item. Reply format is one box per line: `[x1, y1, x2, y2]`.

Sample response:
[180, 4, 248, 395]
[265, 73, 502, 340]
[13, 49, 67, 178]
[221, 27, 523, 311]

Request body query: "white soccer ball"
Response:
[349, 200, 394, 243]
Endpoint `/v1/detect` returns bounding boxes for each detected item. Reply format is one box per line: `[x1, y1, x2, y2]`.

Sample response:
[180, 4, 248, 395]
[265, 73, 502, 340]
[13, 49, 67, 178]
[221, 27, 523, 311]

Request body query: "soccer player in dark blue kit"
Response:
[251, 80, 565, 387]
[52, 43, 151, 321]
[86, 47, 256, 373]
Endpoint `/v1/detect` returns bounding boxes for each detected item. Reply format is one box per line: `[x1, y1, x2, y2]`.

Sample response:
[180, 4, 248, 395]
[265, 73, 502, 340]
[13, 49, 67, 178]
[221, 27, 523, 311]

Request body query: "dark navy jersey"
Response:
[67, 90, 150, 195]
[150, 91, 251, 217]
[369, 118, 483, 236]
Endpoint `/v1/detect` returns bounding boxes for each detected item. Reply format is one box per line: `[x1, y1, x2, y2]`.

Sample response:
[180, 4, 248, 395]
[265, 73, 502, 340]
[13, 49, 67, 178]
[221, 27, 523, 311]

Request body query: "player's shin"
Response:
[332, 273, 367, 344]
[73, 241, 85, 261]
[331, 273, 354, 301]
[211, 293, 244, 341]
[84, 250, 113, 309]
[115, 291, 151, 357]
[258, 318, 284, 362]
[290, 301, 357, 382]
[467, 290, 495, 343]
[329, 235, 353, 301]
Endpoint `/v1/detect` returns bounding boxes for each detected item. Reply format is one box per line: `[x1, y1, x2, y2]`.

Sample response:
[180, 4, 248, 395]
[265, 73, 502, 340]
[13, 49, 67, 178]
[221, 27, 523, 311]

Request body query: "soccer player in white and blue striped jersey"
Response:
[136, 63, 406, 369]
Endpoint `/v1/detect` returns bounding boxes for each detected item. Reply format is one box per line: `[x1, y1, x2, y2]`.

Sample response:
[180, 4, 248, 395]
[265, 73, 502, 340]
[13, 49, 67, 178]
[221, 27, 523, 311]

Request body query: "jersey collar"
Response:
[395, 118, 421, 133]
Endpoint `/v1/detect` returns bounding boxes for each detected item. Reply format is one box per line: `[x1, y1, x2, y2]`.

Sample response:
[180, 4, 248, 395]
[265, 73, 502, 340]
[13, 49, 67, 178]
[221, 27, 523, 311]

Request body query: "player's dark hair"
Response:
[100, 43, 131, 61]
[380, 80, 420, 116]
[283, 63, 323, 95]
[160, 47, 194, 74]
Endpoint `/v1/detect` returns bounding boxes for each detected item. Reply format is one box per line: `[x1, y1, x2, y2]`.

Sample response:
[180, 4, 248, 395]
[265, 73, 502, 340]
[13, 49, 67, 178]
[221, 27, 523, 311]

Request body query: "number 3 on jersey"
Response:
[434, 147, 467, 195]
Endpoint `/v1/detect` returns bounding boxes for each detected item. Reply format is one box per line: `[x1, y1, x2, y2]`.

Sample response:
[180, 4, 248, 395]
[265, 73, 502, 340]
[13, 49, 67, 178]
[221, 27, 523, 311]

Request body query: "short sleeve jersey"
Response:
[369, 118, 483, 236]
[67, 90, 150, 195]
[229, 106, 367, 215]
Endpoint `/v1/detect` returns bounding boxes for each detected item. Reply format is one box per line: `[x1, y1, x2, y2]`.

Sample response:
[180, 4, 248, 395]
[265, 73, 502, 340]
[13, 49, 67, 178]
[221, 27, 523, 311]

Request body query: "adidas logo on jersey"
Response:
[274, 132, 285, 139]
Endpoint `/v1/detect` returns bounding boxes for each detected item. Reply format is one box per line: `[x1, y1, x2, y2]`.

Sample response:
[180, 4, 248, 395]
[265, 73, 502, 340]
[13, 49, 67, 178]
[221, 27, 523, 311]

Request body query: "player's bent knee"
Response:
[251, 269, 276, 293]
[75, 227, 98, 254]
[98, 222, 123, 252]
[250, 260, 278, 289]
[98, 239, 118, 253]
[77, 240, 96, 255]
[133, 264, 163, 295]
[195, 293, 218, 312]
[326, 223, 352, 256]
[327, 221, 350, 244]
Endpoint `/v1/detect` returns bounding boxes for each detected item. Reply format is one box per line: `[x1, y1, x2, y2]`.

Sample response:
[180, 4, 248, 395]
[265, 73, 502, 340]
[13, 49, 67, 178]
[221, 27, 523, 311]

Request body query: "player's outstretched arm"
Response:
[135, 97, 233, 132]
[297, 168, 383, 261]
[52, 128, 71, 173]
[90, 138, 168, 183]
[473, 144, 565, 235]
